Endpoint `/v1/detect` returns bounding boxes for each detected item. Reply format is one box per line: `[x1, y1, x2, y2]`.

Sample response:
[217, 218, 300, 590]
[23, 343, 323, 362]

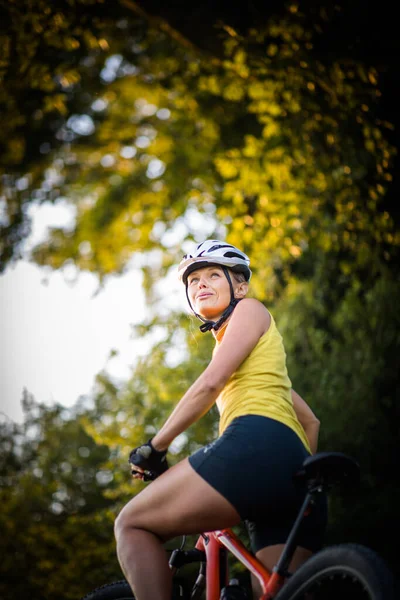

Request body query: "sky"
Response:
[0, 202, 186, 424]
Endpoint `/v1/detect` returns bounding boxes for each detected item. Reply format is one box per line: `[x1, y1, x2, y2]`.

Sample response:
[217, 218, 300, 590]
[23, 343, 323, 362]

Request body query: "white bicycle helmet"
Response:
[178, 240, 252, 285]
[178, 240, 252, 332]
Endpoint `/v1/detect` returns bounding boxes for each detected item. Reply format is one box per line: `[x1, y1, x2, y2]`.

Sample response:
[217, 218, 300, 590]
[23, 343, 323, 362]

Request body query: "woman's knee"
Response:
[114, 495, 164, 542]
[114, 500, 140, 541]
[114, 506, 170, 548]
[114, 508, 127, 541]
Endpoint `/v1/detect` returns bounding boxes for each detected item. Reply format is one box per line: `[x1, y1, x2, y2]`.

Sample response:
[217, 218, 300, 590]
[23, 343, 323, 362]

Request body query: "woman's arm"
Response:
[151, 299, 270, 451]
[291, 389, 320, 454]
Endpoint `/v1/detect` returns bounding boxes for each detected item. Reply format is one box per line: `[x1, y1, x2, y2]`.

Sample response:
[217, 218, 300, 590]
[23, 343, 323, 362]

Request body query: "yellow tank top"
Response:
[215, 312, 311, 453]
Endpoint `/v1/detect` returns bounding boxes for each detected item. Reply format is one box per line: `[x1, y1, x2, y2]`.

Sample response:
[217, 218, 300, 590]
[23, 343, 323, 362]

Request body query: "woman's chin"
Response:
[195, 302, 224, 322]
[197, 310, 222, 322]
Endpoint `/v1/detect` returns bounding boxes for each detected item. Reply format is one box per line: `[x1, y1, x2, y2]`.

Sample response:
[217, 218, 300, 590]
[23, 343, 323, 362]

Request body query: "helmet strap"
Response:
[185, 266, 240, 333]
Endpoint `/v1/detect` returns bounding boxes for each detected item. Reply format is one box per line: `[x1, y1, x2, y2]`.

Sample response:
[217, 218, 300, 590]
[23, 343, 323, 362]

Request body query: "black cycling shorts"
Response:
[188, 415, 327, 554]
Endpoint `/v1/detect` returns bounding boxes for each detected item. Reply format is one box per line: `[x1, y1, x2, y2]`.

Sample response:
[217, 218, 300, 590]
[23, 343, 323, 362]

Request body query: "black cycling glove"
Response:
[129, 439, 169, 481]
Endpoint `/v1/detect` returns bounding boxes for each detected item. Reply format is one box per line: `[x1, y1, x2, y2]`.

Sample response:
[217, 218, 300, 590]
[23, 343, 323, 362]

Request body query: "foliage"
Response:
[0, 392, 125, 600]
[1, 2, 398, 288]
[0, 0, 136, 269]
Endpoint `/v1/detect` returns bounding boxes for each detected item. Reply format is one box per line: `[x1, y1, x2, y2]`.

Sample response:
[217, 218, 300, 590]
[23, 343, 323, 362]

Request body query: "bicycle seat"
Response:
[294, 451, 360, 490]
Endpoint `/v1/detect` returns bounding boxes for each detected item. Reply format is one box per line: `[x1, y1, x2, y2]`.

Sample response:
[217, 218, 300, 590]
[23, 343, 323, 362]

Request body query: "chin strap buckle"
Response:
[198, 299, 241, 334]
[199, 321, 215, 333]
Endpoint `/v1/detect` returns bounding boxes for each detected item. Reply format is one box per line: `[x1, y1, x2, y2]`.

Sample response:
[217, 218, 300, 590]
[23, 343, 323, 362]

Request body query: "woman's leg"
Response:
[251, 545, 312, 599]
[114, 457, 241, 600]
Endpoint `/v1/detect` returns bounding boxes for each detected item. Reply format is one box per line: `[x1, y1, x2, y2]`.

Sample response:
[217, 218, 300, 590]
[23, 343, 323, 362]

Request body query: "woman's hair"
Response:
[229, 269, 246, 284]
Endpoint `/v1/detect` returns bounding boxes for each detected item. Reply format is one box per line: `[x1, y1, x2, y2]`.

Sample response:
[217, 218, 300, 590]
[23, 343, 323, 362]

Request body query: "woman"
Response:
[115, 240, 326, 600]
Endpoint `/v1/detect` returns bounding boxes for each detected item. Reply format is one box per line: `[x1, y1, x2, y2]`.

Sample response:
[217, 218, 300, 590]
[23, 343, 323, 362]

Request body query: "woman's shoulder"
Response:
[233, 298, 271, 333]
[237, 297, 269, 315]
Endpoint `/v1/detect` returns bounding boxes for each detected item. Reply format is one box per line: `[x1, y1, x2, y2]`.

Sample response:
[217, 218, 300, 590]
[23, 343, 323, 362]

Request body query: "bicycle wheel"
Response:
[81, 580, 133, 600]
[81, 578, 188, 600]
[274, 543, 397, 600]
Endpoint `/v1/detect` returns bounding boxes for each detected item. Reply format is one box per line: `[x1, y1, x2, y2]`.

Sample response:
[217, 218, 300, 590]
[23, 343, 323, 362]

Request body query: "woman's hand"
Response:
[129, 439, 169, 481]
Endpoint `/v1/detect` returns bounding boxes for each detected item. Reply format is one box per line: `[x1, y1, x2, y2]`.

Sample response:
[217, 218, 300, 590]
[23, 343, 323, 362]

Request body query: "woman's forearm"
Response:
[151, 374, 222, 451]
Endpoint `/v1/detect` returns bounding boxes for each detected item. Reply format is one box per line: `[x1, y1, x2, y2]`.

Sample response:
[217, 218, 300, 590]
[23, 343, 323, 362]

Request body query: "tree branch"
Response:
[118, 0, 206, 56]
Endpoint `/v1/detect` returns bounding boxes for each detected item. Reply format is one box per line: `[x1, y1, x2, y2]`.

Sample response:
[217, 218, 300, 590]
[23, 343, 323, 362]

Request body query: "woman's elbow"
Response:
[310, 416, 321, 429]
[201, 372, 227, 395]
[302, 415, 320, 431]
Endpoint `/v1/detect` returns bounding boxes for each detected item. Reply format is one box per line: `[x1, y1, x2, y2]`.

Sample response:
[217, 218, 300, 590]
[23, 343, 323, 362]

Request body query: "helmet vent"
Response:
[224, 251, 246, 259]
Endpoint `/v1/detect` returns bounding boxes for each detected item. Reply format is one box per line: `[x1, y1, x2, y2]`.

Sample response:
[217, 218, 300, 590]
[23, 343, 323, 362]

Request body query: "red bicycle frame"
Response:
[195, 528, 285, 600]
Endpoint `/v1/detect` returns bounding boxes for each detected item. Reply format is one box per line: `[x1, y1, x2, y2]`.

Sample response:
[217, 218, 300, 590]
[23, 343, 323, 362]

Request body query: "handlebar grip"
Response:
[130, 468, 157, 482]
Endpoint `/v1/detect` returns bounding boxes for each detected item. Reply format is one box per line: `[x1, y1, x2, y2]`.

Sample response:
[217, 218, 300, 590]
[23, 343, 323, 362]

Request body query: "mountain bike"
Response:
[82, 452, 396, 600]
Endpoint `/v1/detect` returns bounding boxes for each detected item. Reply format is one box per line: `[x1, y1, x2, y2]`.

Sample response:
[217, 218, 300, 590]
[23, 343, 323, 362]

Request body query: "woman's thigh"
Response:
[115, 457, 241, 541]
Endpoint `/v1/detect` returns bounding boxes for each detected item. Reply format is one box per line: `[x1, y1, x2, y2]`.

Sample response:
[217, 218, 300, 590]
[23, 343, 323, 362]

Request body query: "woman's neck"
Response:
[212, 318, 230, 342]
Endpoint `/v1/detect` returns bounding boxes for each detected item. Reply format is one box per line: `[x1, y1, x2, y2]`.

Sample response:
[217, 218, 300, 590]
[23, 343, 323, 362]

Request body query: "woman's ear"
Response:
[234, 281, 249, 299]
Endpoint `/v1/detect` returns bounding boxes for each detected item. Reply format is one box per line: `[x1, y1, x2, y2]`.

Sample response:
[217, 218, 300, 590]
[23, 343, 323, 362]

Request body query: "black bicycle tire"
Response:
[81, 580, 133, 600]
[81, 578, 188, 600]
[274, 543, 397, 600]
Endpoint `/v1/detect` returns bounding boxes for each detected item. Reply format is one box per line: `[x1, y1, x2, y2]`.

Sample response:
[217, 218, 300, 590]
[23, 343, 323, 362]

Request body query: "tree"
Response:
[0, 391, 126, 600]
[1, 1, 398, 282]
[0, 0, 137, 269]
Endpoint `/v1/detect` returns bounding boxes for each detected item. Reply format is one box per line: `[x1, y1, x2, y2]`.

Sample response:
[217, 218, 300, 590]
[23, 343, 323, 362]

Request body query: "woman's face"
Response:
[187, 266, 234, 320]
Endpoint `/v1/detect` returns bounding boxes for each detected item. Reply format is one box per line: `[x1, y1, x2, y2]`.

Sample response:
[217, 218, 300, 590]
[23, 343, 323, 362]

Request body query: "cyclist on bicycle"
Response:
[115, 240, 327, 600]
